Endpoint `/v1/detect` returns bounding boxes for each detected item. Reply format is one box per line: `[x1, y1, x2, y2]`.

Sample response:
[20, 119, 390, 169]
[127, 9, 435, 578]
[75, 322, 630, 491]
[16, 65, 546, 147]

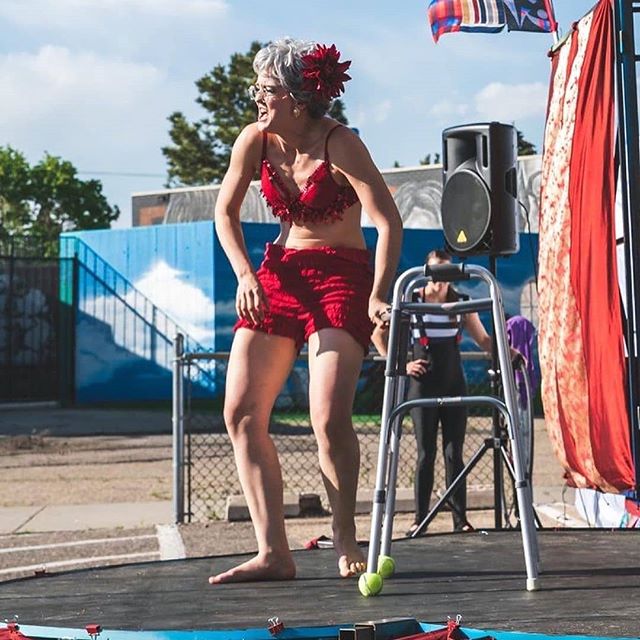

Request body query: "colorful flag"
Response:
[427, 0, 556, 42]
[503, 0, 557, 32]
[427, 0, 505, 42]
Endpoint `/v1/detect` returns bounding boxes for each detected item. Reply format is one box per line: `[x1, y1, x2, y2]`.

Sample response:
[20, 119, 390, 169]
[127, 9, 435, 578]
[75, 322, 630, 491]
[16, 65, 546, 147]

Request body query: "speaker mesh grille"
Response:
[441, 169, 491, 252]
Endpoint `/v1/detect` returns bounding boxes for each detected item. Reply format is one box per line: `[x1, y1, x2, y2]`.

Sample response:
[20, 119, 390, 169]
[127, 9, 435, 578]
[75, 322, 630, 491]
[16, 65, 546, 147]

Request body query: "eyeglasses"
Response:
[248, 83, 291, 102]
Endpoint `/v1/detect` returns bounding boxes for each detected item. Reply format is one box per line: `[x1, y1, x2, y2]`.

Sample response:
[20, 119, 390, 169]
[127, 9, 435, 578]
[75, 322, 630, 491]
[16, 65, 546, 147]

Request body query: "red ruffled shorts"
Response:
[234, 243, 374, 354]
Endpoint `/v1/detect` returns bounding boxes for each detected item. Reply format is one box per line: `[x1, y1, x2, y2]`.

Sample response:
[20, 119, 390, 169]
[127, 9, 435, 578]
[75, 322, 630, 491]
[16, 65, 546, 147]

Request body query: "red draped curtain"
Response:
[538, 0, 635, 492]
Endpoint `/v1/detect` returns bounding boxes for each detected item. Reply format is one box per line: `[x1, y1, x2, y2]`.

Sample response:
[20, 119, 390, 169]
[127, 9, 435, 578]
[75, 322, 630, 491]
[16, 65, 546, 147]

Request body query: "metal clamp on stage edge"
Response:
[339, 617, 422, 640]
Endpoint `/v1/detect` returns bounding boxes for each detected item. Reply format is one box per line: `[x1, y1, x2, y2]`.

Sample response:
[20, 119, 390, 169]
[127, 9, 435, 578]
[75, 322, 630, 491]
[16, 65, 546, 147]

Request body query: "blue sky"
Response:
[0, 0, 597, 228]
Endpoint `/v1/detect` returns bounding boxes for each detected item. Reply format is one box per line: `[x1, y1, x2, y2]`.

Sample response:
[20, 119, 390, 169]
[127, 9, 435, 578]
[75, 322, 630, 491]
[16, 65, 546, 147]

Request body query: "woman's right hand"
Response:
[236, 273, 268, 324]
[406, 358, 430, 378]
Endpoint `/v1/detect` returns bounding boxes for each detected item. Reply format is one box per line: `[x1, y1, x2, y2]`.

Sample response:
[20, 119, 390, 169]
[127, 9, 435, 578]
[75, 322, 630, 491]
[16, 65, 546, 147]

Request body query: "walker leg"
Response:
[380, 388, 406, 558]
[493, 323, 540, 588]
[365, 376, 399, 573]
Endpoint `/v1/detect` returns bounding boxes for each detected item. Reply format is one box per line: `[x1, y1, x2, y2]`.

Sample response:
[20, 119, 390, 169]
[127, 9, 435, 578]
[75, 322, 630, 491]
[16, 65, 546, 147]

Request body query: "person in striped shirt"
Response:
[372, 248, 493, 534]
[405, 249, 496, 534]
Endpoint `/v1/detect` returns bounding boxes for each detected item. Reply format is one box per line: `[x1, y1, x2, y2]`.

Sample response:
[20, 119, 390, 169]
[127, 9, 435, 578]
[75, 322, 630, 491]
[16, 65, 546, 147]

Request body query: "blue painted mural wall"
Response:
[214, 223, 538, 349]
[61, 221, 538, 404]
[60, 222, 216, 403]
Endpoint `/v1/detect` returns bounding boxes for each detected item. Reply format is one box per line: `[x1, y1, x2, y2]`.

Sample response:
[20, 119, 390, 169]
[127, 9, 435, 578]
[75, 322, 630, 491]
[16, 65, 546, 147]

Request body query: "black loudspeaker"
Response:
[441, 122, 519, 256]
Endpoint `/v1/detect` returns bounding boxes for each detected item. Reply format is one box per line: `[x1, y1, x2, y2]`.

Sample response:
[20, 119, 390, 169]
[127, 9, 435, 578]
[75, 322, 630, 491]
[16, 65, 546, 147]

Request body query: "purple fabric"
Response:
[506, 315, 539, 406]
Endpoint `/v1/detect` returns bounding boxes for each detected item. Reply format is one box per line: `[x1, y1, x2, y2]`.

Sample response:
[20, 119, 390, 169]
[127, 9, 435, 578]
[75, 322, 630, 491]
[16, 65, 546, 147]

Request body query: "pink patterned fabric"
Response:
[538, 0, 634, 492]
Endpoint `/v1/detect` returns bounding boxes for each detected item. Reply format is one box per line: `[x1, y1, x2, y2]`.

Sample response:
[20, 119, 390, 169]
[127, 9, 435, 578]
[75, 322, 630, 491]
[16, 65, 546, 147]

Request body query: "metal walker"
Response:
[359, 261, 540, 595]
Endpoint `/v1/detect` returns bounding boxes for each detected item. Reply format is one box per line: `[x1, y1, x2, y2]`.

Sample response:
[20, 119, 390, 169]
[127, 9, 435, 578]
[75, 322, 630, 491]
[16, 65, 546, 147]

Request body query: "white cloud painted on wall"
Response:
[82, 259, 215, 372]
[134, 260, 215, 339]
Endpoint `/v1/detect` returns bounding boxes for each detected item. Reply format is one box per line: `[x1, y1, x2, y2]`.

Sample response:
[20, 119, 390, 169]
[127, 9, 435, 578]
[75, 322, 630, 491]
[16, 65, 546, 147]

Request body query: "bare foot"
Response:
[208, 552, 296, 584]
[334, 538, 367, 578]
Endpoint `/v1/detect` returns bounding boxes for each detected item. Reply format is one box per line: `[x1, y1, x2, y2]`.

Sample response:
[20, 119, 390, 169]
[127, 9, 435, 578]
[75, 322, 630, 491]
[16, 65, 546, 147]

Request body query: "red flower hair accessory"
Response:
[301, 44, 351, 101]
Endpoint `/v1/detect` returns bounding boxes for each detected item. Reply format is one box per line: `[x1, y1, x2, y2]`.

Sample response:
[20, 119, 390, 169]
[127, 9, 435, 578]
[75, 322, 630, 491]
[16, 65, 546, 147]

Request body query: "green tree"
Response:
[419, 131, 536, 166]
[162, 42, 349, 187]
[517, 129, 537, 156]
[419, 152, 441, 165]
[0, 146, 119, 255]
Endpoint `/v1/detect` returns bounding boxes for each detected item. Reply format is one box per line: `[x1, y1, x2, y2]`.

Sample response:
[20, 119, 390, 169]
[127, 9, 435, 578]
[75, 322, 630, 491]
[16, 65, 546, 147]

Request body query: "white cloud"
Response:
[0, 46, 164, 129]
[0, 1, 594, 227]
[0, 0, 228, 27]
[371, 100, 392, 123]
[429, 100, 470, 122]
[108, 0, 227, 14]
[354, 99, 393, 128]
[473, 82, 548, 122]
[0, 44, 175, 224]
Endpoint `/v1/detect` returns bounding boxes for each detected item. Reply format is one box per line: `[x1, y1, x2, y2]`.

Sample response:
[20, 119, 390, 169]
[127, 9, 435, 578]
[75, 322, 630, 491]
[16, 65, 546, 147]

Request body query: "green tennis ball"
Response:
[377, 555, 395, 579]
[358, 572, 383, 597]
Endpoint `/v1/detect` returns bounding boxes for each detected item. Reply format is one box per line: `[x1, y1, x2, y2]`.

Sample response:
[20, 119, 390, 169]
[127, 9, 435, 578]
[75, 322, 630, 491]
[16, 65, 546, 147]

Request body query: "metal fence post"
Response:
[172, 333, 185, 523]
[6, 253, 15, 400]
[59, 255, 78, 407]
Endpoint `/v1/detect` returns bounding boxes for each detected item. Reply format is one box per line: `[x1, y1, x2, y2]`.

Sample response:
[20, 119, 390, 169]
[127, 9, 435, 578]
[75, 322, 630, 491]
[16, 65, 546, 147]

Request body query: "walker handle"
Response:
[425, 262, 470, 282]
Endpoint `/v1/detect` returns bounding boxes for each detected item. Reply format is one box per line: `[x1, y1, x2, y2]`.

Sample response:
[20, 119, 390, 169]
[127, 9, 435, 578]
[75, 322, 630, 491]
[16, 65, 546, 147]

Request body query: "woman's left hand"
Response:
[369, 298, 391, 328]
[510, 347, 526, 367]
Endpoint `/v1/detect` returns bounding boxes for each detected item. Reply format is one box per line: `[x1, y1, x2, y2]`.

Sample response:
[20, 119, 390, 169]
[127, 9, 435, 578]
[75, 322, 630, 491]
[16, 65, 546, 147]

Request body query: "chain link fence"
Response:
[0, 233, 56, 258]
[0, 255, 74, 403]
[173, 337, 514, 523]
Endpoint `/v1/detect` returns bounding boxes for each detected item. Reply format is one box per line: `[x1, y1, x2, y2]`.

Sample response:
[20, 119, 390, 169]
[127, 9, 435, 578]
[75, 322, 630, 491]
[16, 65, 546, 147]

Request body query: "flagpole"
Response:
[613, 0, 640, 497]
[544, 0, 559, 43]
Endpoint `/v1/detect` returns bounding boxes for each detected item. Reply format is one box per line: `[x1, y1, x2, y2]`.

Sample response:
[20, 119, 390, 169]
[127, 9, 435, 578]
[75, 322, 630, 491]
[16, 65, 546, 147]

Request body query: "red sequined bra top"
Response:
[260, 124, 359, 224]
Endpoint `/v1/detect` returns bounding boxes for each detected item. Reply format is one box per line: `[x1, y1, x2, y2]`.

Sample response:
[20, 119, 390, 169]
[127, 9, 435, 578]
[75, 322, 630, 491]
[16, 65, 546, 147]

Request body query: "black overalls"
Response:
[406, 288, 468, 530]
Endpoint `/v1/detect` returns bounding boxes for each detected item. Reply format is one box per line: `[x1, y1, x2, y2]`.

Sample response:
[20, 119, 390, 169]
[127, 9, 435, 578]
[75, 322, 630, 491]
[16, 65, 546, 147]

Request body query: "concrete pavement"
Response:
[0, 485, 580, 535]
[0, 405, 171, 437]
[0, 409, 581, 534]
[0, 502, 174, 535]
[0, 408, 587, 583]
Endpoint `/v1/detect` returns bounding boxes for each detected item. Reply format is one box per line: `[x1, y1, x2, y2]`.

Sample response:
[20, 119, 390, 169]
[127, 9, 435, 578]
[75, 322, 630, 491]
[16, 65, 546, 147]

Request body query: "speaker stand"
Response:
[489, 255, 504, 529]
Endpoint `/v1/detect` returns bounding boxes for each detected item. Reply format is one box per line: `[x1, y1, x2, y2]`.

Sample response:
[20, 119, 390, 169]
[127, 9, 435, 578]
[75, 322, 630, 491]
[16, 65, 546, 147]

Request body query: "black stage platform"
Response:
[2, 530, 639, 638]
